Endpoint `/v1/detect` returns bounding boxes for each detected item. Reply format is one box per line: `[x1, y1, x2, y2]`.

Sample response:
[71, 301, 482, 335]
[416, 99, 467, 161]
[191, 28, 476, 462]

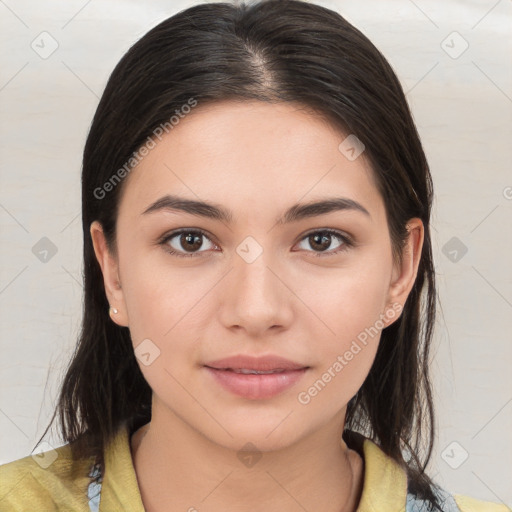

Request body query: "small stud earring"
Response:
[109, 306, 118, 315]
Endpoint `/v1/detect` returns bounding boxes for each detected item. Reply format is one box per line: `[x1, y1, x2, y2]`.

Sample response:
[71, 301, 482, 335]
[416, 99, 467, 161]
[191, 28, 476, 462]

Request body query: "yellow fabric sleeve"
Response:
[454, 493, 511, 512]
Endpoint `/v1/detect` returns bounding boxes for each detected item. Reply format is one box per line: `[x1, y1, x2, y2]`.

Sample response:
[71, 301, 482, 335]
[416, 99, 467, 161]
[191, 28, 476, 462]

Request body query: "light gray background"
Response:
[1, 0, 511, 506]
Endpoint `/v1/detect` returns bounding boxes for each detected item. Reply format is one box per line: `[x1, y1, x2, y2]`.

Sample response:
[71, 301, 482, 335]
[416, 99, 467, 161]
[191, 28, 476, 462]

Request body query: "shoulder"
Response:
[405, 480, 509, 512]
[0, 441, 96, 511]
[453, 494, 510, 512]
[344, 430, 509, 512]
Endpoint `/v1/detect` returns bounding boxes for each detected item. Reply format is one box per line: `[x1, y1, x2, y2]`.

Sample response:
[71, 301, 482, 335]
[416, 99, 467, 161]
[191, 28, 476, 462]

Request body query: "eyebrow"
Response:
[141, 194, 371, 224]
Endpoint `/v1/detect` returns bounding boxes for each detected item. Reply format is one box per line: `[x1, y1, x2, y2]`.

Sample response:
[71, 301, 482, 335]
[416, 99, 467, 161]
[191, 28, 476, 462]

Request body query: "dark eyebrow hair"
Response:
[141, 194, 371, 224]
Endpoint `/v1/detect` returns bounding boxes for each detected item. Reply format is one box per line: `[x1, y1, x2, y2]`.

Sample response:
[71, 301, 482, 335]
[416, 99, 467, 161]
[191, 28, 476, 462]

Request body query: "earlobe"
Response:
[90, 221, 129, 327]
[383, 218, 424, 327]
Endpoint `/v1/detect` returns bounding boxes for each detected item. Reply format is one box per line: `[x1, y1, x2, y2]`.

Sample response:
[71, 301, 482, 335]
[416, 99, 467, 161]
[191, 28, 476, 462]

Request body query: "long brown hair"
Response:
[36, 0, 439, 507]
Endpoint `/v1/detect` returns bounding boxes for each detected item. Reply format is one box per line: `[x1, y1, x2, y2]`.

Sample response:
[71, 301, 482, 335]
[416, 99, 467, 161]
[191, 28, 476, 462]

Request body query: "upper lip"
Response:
[204, 354, 308, 371]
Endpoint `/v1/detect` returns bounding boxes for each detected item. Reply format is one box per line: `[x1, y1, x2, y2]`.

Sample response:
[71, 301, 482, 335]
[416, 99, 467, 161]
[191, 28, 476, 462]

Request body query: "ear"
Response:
[382, 218, 424, 327]
[90, 220, 129, 327]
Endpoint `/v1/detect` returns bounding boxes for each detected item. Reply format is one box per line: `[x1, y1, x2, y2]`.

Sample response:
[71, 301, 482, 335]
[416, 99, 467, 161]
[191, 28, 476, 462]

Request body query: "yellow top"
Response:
[0, 423, 508, 511]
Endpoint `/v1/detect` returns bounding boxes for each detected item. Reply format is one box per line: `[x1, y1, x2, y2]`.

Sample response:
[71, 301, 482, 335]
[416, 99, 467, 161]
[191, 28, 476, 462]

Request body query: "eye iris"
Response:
[310, 233, 331, 252]
[181, 232, 202, 252]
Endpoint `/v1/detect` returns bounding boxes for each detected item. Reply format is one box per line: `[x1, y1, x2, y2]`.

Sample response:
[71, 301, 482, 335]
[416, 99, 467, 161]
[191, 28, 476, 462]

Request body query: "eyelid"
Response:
[299, 227, 353, 244]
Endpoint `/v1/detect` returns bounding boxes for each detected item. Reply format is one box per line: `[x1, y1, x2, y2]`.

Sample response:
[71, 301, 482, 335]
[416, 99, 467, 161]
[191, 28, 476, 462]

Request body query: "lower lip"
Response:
[204, 366, 308, 400]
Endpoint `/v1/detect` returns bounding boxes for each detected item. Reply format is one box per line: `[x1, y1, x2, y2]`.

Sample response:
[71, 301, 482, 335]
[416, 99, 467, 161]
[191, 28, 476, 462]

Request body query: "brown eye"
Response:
[296, 230, 352, 257]
[162, 230, 216, 257]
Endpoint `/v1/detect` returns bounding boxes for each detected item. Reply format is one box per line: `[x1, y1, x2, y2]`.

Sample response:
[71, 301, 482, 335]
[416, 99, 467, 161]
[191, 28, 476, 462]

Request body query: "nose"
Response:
[219, 243, 293, 336]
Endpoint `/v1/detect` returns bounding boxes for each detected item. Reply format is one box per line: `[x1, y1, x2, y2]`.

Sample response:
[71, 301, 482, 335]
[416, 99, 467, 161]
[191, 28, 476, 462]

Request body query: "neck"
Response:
[130, 405, 364, 512]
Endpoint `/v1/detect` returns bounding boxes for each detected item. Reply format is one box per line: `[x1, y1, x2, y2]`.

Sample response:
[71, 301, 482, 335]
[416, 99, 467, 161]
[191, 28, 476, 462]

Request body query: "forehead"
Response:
[117, 100, 384, 223]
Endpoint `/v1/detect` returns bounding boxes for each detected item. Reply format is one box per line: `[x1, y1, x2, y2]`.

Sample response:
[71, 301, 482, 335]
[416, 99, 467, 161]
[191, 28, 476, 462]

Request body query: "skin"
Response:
[91, 100, 423, 512]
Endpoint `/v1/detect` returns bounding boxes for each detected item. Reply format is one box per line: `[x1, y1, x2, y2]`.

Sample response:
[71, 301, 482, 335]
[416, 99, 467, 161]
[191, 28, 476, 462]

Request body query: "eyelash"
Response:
[158, 228, 354, 259]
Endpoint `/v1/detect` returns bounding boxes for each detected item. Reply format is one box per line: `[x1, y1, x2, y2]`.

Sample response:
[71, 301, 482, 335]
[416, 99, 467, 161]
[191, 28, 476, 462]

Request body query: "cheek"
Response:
[118, 238, 211, 341]
[296, 337, 379, 424]
[296, 283, 385, 414]
[118, 254, 207, 401]
[295, 254, 391, 406]
[301, 251, 392, 341]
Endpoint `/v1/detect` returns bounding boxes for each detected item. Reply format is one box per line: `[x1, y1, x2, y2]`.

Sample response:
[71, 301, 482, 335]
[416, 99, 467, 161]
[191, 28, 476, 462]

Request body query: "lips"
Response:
[203, 354, 309, 400]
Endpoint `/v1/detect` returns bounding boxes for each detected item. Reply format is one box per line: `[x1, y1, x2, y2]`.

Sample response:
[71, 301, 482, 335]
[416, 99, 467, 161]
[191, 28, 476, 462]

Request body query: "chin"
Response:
[197, 411, 309, 453]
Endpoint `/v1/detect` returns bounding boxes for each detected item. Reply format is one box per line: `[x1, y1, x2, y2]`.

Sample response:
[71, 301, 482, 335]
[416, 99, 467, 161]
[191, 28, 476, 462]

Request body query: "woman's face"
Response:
[91, 100, 422, 451]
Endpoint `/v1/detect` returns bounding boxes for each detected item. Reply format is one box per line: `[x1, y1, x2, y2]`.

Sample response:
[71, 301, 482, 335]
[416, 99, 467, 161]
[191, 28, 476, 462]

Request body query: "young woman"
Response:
[0, 1, 507, 511]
